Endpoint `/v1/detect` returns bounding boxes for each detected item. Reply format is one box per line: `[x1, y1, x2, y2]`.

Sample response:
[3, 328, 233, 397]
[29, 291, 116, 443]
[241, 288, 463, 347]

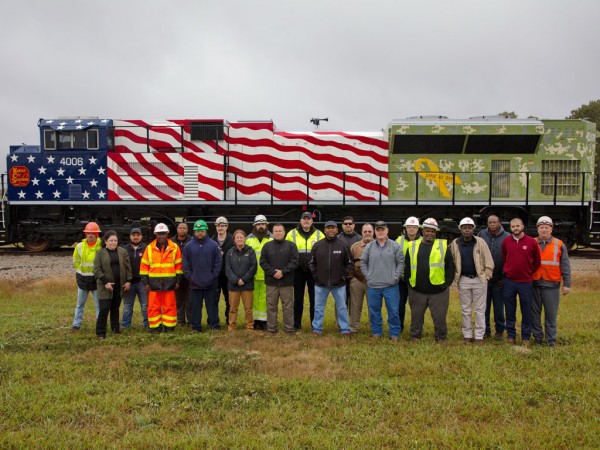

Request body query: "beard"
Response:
[253, 226, 267, 238]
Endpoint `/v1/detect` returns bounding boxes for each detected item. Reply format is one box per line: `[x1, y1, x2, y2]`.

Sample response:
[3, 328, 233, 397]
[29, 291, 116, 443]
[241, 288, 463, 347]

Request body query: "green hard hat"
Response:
[193, 220, 208, 231]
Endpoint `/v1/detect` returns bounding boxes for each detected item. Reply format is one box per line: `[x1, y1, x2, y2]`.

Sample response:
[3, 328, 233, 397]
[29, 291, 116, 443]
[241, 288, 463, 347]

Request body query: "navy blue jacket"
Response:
[182, 236, 222, 289]
[478, 227, 509, 282]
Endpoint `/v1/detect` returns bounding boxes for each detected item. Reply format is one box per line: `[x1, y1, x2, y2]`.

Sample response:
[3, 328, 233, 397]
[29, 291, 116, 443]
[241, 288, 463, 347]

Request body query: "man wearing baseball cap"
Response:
[211, 216, 234, 326]
[309, 220, 353, 336]
[286, 211, 324, 330]
[121, 227, 149, 329]
[361, 221, 404, 340]
[532, 216, 571, 347]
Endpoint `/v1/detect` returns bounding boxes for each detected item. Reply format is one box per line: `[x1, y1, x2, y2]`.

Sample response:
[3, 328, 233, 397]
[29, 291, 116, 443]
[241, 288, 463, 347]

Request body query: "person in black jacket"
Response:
[260, 224, 299, 334]
[121, 228, 149, 329]
[174, 222, 192, 326]
[225, 229, 257, 331]
[309, 221, 353, 336]
[212, 216, 234, 326]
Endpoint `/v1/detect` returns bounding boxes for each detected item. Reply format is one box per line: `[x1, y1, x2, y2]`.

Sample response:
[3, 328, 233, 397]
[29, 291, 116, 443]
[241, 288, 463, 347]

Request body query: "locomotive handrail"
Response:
[221, 170, 592, 206]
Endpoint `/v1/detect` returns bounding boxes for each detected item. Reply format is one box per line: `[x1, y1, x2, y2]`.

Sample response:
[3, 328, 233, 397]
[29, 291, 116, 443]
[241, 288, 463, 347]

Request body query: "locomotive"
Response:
[1, 115, 598, 251]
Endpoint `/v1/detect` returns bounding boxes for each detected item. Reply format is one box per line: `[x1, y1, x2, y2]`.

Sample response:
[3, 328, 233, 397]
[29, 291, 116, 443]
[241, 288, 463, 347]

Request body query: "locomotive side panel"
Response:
[227, 122, 389, 203]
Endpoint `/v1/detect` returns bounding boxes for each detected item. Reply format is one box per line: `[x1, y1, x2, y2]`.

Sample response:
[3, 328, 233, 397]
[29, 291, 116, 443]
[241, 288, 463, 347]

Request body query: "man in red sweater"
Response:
[501, 218, 541, 345]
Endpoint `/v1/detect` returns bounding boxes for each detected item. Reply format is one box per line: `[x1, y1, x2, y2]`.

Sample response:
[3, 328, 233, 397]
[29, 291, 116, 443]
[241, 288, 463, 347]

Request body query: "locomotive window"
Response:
[58, 132, 74, 149]
[87, 130, 99, 150]
[392, 135, 465, 154]
[465, 134, 541, 154]
[44, 130, 56, 150]
[73, 131, 86, 148]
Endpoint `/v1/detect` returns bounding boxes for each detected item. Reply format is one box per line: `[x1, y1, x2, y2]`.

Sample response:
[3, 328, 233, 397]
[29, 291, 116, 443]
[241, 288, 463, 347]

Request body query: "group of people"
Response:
[70, 212, 571, 346]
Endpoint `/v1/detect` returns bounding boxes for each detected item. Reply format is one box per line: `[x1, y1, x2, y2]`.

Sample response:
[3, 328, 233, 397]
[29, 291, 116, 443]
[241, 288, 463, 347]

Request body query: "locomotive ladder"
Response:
[589, 200, 600, 246]
[0, 174, 6, 244]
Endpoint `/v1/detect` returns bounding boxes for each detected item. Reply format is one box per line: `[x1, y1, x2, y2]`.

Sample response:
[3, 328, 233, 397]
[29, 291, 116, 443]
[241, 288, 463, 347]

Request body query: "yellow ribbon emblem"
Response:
[414, 158, 462, 199]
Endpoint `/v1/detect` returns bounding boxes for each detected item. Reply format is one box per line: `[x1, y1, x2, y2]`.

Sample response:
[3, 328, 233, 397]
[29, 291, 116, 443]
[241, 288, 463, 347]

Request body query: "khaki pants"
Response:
[266, 285, 295, 333]
[348, 277, 368, 333]
[228, 290, 253, 330]
[457, 276, 487, 340]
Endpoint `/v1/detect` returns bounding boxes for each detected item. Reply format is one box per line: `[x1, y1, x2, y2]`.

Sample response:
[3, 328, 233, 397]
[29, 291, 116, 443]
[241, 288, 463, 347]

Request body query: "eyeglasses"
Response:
[343, 222, 353, 225]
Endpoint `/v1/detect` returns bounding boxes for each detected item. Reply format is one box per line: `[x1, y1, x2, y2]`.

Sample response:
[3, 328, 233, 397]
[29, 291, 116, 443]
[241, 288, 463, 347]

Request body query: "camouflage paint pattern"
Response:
[387, 119, 596, 202]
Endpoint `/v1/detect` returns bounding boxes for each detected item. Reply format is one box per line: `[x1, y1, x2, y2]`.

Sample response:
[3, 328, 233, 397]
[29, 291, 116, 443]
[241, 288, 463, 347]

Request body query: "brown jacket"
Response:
[350, 239, 370, 283]
[449, 236, 494, 284]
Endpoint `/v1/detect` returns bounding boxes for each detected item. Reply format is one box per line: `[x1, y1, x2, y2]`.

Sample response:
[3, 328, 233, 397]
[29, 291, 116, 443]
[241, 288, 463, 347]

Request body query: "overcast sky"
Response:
[1, 0, 599, 173]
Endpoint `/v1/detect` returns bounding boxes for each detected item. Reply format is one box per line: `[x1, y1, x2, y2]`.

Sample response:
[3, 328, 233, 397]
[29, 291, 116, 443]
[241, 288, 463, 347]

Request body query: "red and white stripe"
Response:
[108, 119, 389, 202]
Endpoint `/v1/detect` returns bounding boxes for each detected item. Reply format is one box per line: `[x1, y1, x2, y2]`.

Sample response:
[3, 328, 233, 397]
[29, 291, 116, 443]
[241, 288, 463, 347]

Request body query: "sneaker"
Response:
[474, 339, 484, 346]
[389, 336, 399, 341]
[312, 331, 321, 337]
[464, 338, 473, 344]
[72, 326, 80, 334]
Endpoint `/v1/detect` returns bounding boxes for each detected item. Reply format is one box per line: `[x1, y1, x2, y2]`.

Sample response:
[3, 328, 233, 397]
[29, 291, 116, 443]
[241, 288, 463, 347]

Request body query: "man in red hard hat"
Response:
[72, 222, 102, 333]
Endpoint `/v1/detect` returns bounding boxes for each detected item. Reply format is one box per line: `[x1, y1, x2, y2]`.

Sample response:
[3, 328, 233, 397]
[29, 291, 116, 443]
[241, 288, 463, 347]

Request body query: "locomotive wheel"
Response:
[22, 240, 52, 252]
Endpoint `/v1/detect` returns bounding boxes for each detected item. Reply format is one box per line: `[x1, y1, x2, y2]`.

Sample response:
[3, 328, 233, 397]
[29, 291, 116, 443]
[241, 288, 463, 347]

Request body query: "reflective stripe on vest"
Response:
[289, 229, 322, 253]
[396, 235, 421, 256]
[73, 240, 100, 276]
[408, 239, 447, 287]
[245, 235, 273, 280]
[533, 237, 562, 282]
[142, 241, 179, 278]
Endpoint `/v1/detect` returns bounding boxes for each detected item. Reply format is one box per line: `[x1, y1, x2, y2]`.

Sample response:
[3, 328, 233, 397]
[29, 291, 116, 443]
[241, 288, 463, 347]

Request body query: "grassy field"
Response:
[0, 275, 598, 449]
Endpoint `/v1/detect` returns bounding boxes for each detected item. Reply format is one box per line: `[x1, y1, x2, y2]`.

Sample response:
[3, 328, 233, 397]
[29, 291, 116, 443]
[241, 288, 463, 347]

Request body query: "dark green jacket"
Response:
[94, 247, 132, 300]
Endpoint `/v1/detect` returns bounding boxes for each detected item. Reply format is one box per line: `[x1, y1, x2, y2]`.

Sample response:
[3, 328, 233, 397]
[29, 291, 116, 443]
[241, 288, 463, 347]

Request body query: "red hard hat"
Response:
[83, 222, 101, 234]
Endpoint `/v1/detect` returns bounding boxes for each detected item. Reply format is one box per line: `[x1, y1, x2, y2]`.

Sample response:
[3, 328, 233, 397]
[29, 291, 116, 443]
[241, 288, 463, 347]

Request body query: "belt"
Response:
[463, 274, 478, 279]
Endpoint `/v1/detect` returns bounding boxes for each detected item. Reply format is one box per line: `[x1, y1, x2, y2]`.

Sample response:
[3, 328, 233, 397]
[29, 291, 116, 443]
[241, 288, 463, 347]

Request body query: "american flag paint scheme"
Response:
[8, 118, 389, 204]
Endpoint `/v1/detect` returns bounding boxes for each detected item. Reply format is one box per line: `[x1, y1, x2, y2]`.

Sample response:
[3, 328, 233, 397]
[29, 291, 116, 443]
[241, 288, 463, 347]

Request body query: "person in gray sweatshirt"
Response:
[360, 221, 405, 340]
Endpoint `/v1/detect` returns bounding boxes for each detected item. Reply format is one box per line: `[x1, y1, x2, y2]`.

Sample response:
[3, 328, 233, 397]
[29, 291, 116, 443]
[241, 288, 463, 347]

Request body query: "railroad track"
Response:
[0, 246, 73, 256]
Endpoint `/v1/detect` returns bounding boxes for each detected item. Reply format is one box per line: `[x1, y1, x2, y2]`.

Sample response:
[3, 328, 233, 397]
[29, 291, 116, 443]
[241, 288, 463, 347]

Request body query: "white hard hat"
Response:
[459, 217, 475, 228]
[422, 218, 439, 231]
[537, 216, 553, 226]
[253, 214, 268, 226]
[404, 216, 420, 227]
[154, 223, 170, 234]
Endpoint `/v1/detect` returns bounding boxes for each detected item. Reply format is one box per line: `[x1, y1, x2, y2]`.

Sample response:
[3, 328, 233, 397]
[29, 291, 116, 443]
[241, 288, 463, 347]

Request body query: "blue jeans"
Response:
[121, 281, 149, 328]
[503, 278, 533, 341]
[485, 281, 505, 335]
[73, 288, 99, 328]
[191, 288, 220, 331]
[367, 285, 401, 338]
[312, 285, 350, 334]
